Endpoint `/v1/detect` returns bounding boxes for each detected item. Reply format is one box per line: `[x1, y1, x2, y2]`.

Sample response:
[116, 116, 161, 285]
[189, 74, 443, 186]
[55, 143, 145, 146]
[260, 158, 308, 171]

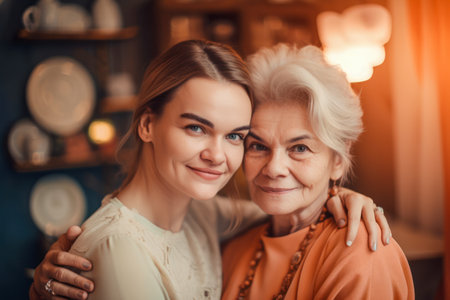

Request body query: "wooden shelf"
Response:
[18, 26, 139, 41]
[159, 0, 240, 13]
[13, 151, 118, 173]
[100, 96, 137, 114]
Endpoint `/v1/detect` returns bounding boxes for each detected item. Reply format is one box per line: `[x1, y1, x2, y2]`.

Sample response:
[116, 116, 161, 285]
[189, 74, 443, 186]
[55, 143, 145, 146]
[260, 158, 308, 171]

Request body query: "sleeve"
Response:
[212, 196, 268, 242]
[312, 223, 415, 300]
[81, 235, 169, 300]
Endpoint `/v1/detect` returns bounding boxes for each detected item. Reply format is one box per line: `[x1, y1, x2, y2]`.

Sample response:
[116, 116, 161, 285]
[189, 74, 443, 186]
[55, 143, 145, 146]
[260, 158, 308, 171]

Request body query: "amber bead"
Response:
[291, 251, 302, 264]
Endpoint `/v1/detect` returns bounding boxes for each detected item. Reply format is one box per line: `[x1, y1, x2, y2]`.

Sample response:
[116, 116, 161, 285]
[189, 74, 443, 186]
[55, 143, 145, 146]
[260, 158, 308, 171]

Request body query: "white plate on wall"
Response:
[7, 119, 51, 164]
[26, 57, 95, 136]
[30, 174, 86, 237]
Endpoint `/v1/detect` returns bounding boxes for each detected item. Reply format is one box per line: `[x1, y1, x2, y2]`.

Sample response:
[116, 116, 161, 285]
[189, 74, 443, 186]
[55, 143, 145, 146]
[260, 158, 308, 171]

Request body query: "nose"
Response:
[200, 138, 226, 165]
[261, 149, 289, 178]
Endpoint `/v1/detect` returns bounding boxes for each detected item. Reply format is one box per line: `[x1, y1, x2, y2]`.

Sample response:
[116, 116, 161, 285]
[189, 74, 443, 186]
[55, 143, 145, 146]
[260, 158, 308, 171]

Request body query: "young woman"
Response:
[30, 40, 391, 300]
[221, 44, 413, 300]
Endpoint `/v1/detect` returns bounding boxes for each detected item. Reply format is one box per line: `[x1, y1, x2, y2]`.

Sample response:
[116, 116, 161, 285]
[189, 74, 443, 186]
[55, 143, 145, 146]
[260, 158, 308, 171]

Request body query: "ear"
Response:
[138, 110, 154, 143]
[330, 152, 345, 182]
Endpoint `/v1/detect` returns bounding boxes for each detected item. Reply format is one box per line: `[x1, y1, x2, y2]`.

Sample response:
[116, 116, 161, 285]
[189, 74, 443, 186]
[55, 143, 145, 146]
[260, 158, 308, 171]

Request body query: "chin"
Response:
[253, 199, 297, 216]
[188, 185, 222, 201]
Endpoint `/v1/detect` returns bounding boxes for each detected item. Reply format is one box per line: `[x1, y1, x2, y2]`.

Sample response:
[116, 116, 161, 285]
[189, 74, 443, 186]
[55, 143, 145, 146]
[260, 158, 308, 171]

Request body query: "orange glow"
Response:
[88, 120, 116, 144]
[323, 45, 385, 82]
[317, 4, 391, 82]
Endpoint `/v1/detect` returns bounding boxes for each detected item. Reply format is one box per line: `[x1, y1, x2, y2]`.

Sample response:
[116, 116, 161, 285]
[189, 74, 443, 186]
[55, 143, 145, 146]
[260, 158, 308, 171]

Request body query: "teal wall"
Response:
[0, 0, 155, 298]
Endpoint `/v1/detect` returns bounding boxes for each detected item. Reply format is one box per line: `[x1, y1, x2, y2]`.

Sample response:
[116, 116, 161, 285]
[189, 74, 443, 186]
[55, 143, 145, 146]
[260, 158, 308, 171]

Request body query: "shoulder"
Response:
[317, 219, 406, 260]
[313, 219, 407, 267]
[70, 200, 147, 254]
[305, 219, 414, 299]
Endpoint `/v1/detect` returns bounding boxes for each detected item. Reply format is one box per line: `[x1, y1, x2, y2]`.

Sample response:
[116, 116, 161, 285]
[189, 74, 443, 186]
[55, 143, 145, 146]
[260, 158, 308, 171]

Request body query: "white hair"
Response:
[247, 44, 363, 182]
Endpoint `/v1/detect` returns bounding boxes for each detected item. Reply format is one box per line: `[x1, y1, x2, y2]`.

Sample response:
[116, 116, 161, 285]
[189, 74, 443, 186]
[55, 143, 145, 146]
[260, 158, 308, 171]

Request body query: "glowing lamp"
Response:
[88, 119, 116, 144]
[317, 4, 392, 82]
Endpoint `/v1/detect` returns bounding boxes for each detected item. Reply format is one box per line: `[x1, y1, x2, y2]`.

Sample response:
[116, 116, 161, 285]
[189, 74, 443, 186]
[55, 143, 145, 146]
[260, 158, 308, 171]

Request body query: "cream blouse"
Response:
[70, 196, 264, 300]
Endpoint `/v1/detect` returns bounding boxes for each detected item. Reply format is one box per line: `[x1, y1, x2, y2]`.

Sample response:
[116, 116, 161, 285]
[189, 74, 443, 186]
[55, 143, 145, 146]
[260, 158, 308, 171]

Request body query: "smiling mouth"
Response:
[187, 166, 224, 180]
[257, 185, 298, 193]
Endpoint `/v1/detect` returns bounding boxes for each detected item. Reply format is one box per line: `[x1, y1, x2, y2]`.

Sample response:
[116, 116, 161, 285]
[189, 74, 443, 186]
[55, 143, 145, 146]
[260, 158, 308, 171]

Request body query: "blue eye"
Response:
[226, 133, 244, 145]
[227, 133, 243, 141]
[291, 144, 309, 153]
[186, 125, 204, 134]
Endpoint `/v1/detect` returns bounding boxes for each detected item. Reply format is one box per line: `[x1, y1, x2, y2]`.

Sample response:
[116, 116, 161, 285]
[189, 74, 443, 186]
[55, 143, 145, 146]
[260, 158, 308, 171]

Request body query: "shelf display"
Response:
[241, 3, 319, 54]
[14, 25, 138, 172]
[156, 0, 319, 55]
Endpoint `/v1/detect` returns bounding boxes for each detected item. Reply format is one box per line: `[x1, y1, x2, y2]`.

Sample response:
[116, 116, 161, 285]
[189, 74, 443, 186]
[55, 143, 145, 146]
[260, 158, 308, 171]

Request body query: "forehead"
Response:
[162, 77, 252, 124]
[251, 101, 313, 135]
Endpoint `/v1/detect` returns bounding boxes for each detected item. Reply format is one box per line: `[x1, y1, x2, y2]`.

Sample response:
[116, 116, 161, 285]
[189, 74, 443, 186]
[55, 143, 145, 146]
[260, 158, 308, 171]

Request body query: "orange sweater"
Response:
[222, 219, 414, 300]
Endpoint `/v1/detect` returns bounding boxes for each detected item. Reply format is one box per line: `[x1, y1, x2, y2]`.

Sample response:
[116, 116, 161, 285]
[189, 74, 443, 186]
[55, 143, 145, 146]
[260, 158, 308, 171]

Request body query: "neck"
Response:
[271, 197, 328, 237]
[117, 145, 192, 232]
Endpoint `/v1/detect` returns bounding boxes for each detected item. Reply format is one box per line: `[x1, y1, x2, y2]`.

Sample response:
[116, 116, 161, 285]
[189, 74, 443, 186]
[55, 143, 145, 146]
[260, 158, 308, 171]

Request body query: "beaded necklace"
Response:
[236, 207, 329, 300]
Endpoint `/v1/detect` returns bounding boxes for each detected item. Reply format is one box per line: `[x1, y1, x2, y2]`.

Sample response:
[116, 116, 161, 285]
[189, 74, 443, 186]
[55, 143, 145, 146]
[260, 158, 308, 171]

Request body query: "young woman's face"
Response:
[244, 101, 343, 217]
[149, 77, 252, 200]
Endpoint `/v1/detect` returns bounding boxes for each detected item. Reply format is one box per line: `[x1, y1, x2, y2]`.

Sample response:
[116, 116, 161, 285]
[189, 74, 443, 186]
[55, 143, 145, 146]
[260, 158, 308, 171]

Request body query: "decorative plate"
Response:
[26, 57, 95, 136]
[7, 118, 51, 164]
[30, 174, 86, 236]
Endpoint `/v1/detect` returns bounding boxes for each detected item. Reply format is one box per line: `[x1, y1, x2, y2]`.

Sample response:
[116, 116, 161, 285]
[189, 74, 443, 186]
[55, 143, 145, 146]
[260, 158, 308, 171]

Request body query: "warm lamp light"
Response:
[317, 4, 392, 82]
[88, 119, 116, 144]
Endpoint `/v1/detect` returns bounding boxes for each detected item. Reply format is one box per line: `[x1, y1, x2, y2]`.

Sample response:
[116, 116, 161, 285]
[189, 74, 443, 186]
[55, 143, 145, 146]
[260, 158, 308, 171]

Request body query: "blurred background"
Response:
[0, 0, 448, 299]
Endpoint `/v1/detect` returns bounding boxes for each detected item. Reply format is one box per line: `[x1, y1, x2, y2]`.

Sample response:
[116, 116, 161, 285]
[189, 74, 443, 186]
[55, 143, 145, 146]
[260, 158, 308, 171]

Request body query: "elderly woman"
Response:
[221, 45, 414, 300]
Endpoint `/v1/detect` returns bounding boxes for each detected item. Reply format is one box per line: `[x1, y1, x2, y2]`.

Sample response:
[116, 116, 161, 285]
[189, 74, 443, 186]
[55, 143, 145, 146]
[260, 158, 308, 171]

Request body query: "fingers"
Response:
[335, 188, 385, 251]
[40, 257, 94, 299]
[326, 195, 347, 228]
[36, 278, 88, 300]
[361, 202, 378, 251]
[343, 194, 364, 247]
[50, 279, 89, 300]
[49, 249, 92, 272]
[49, 262, 94, 292]
[33, 249, 94, 299]
[55, 226, 82, 251]
[66, 226, 83, 242]
[375, 207, 392, 245]
[47, 251, 94, 290]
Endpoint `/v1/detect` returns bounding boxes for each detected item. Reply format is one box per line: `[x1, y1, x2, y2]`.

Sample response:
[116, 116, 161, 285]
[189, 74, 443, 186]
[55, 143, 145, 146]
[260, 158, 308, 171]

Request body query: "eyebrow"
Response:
[233, 125, 251, 132]
[247, 132, 312, 143]
[180, 113, 213, 128]
[181, 113, 250, 132]
[247, 131, 263, 141]
[288, 135, 313, 143]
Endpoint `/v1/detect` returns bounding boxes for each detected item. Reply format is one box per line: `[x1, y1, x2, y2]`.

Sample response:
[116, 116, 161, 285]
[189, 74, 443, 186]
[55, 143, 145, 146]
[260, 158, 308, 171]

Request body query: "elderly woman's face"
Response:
[244, 101, 344, 216]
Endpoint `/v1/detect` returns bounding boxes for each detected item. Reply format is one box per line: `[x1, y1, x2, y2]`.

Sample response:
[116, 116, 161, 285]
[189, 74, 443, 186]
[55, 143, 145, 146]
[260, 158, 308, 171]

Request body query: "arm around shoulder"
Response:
[77, 234, 169, 300]
[312, 222, 414, 300]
